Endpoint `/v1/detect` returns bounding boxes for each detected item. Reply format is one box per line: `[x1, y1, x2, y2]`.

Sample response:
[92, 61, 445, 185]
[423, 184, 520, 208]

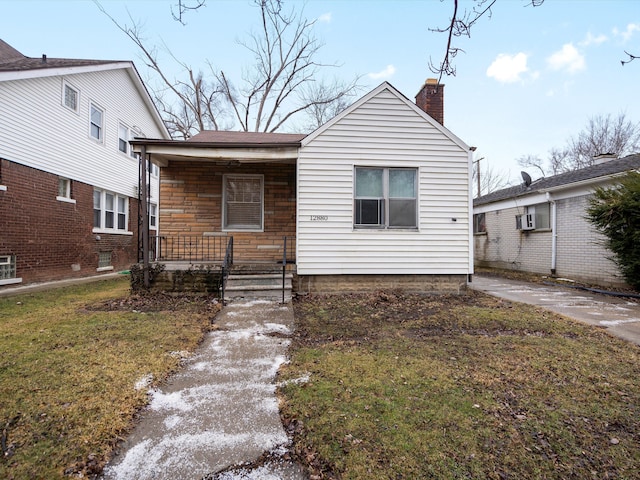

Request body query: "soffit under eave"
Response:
[138, 147, 299, 167]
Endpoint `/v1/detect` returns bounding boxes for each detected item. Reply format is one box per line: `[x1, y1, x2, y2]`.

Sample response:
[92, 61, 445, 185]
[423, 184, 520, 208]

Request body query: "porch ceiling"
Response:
[131, 138, 301, 167]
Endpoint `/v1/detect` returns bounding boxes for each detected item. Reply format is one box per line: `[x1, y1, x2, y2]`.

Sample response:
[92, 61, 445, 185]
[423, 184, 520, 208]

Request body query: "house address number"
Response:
[310, 215, 328, 221]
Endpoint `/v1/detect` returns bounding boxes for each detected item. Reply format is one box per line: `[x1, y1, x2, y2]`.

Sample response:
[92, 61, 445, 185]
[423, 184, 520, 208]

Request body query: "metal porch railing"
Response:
[151, 235, 229, 262]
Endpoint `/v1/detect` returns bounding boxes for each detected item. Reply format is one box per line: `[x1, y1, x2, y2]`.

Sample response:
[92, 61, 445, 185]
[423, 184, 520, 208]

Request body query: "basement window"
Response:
[97, 251, 113, 272]
[0, 255, 21, 285]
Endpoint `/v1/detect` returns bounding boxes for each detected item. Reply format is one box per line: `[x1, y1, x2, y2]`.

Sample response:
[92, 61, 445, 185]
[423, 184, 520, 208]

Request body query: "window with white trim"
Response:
[149, 203, 157, 229]
[354, 167, 418, 229]
[118, 123, 137, 157]
[58, 177, 71, 198]
[222, 174, 264, 231]
[0, 255, 17, 281]
[93, 189, 129, 232]
[63, 82, 79, 113]
[90, 102, 104, 142]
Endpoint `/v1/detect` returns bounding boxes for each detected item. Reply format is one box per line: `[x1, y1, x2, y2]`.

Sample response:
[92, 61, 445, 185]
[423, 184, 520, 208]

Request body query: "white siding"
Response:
[0, 67, 165, 200]
[297, 86, 471, 275]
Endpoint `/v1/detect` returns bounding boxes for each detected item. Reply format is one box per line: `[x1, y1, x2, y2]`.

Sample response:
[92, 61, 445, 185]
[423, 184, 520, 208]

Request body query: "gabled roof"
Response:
[0, 39, 117, 72]
[188, 130, 306, 146]
[0, 39, 170, 139]
[301, 81, 470, 151]
[474, 153, 640, 206]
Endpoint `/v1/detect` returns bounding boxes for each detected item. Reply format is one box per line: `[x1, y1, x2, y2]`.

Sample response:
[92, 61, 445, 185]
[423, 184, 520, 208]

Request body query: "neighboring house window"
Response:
[93, 189, 129, 232]
[56, 177, 75, 203]
[148, 160, 159, 176]
[118, 124, 129, 154]
[98, 251, 113, 271]
[0, 255, 18, 283]
[63, 82, 79, 113]
[223, 174, 264, 231]
[149, 203, 157, 228]
[90, 103, 104, 141]
[473, 213, 486, 234]
[354, 167, 417, 229]
[516, 203, 551, 230]
[118, 123, 137, 157]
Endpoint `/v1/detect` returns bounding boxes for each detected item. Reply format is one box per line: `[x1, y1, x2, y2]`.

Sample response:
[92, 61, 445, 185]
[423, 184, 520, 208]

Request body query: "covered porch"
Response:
[132, 131, 304, 296]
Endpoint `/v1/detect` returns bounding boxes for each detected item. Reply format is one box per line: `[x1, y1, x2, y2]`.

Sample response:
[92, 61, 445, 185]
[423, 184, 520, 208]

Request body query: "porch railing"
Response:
[281, 236, 295, 304]
[221, 237, 234, 303]
[151, 235, 228, 262]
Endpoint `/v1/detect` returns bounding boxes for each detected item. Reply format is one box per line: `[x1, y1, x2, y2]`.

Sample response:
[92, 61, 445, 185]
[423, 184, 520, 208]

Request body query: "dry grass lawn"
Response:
[279, 291, 640, 479]
[0, 278, 220, 479]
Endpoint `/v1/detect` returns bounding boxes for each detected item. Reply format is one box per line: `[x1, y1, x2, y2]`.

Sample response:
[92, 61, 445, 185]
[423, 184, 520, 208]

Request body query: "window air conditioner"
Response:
[524, 213, 535, 230]
[515, 214, 535, 230]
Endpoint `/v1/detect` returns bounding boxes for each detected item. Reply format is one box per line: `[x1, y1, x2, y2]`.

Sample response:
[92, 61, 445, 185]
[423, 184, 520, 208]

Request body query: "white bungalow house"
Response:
[0, 39, 169, 287]
[473, 153, 640, 287]
[132, 81, 474, 297]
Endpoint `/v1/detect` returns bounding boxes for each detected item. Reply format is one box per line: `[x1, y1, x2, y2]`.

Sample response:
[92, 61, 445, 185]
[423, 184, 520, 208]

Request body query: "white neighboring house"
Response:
[473, 153, 640, 287]
[0, 39, 169, 286]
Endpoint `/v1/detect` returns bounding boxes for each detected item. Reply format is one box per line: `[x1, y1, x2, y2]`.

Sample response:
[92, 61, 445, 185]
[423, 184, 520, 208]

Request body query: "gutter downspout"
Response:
[546, 192, 557, 275]
[468, 148, 475, 282]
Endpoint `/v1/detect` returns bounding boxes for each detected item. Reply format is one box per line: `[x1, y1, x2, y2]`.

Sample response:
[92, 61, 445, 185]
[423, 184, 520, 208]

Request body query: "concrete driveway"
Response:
[470, 275, 640, 347]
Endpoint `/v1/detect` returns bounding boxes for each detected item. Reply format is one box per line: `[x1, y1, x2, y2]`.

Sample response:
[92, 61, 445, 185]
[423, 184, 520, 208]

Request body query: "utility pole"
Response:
[472, 156, 485, 198]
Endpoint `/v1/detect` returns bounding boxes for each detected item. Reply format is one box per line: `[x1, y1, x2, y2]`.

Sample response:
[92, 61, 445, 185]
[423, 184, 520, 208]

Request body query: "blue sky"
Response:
[1, 0, 639, 185]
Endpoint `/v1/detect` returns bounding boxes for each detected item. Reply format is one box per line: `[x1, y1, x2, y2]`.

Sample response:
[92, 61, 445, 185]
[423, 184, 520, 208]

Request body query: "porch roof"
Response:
[131, 131, 306, 166]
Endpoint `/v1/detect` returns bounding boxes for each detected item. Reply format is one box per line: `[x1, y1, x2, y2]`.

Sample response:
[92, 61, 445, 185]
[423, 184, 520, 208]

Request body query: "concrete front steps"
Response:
[224, 272, 293, 303]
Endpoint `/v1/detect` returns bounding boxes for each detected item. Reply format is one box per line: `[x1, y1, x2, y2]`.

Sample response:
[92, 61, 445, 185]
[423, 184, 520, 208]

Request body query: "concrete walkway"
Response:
[101, 300, 307, 480]
[470, 275, 640, 347]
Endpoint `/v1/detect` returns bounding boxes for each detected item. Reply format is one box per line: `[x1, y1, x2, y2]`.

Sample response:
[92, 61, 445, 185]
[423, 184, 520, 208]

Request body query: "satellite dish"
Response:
[521, 171, 532, 187]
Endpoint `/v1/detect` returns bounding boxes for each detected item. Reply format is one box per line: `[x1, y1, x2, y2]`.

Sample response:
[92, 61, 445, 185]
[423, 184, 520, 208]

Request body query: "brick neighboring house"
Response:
[0, 39, 169, 287]
[133, 81, 475, 295]
[473, 153, 640, 287]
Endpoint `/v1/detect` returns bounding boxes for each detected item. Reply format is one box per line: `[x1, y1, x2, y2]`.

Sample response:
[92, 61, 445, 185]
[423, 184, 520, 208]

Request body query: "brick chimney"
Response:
[415, 78, 444, 125]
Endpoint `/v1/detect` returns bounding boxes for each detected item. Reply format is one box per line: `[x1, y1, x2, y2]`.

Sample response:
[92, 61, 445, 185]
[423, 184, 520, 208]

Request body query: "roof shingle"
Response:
[187, 130, 306, 145]
[0, 39, 120, 72]
[474, 153, 640, 206]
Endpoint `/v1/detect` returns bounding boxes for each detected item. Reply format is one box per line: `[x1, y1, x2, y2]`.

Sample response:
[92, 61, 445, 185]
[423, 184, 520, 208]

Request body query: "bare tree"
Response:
[97, 0, 360, 136]
[516, 154, 546, 177]
[216, 0, 360, 132]
[301, 80, 354, 131]
[171, 0, 206, 25]
[429, 0, 544, 82]
[518, 113, 640, 176]
[96, 4, 228, 139]
[621, 51, 639, 66]
[473, 158, 511, 197]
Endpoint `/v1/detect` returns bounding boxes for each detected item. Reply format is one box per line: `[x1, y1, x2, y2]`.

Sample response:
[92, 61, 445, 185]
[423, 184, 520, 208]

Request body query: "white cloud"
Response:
[318, 12, 332, 23]
[368, 64, 396, 80]
[486, 53, 529, 83]
[613, 23, 640, 42]
[580, 32, 608, 47]
[547, 43, 585, 73]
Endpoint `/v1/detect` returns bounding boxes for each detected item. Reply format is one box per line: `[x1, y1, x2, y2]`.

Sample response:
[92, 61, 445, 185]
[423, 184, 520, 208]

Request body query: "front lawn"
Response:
[0, 278, 219, 479]
[279, 291, 640, 479]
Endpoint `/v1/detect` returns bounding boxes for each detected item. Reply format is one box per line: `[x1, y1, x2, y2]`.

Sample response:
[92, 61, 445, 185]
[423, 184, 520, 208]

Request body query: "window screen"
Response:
[355, 167, 417, 229]
[223, 175, 263, 231]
